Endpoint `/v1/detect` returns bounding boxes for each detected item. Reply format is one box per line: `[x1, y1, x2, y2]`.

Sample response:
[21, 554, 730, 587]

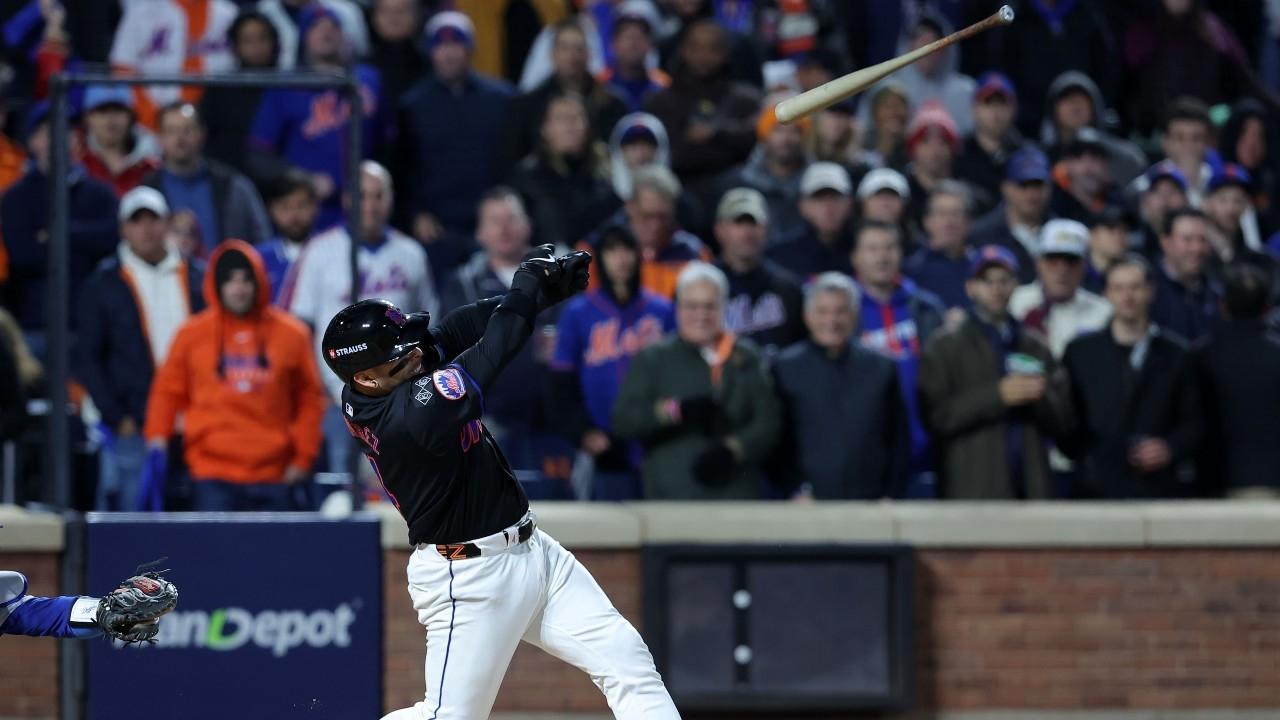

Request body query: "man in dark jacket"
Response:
[905, 180, 974, 311]
[143, 102, 271, 252]
[644, 19, 759, 200]
[397, 11, 510, 237]
[1151, 208, 1220, 343]
[766, 162, 854, 279]
[918, 245, 1074, 499]
[773, 272, 908, 499]
[1195, 261, 1280, 498]
[713, 188, 805, 355]
[970, 146, 1053, 283]
[1061, 255, 1201, 499]
[1, 104, 118, 336]
[77, 188, 204, 510]
[954, 72, 1023, 215]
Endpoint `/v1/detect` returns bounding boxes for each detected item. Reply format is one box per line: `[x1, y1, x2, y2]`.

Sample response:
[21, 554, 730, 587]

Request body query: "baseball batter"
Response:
[320, 246, 679, 719]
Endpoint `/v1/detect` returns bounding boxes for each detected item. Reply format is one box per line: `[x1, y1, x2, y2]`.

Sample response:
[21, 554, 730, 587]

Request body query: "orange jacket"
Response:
[144, 240, 327, 483]
[0, 134, 25, 197]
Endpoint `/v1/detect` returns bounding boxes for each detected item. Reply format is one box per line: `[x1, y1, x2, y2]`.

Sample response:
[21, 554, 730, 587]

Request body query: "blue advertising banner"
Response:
[85, 513, 382, 719]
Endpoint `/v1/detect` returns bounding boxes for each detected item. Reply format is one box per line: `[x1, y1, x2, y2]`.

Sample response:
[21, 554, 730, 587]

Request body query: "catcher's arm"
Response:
[0, 570, 104, 639]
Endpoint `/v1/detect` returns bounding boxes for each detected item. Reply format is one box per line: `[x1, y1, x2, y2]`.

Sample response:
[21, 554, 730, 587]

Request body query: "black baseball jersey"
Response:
[341, 294, 537, 545]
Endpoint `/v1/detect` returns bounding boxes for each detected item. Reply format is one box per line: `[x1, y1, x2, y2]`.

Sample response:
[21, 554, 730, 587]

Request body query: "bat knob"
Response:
[998, 5, 1015, 22]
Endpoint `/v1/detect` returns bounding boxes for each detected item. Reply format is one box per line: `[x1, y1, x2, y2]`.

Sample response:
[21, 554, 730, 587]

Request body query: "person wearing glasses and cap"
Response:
[918, 245, 1073, 500]
[1009, 218, 1113, 358]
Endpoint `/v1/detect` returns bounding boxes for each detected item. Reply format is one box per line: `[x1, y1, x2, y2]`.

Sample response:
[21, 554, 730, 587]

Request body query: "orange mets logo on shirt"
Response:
[433, 367, 466, 400]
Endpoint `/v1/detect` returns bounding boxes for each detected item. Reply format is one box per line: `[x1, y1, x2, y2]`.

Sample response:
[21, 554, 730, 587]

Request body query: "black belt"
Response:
[434, 516, 535, 561]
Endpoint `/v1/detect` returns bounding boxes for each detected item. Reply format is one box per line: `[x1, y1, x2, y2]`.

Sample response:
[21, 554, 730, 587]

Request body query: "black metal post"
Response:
[47, 75, 71, 510]
[345, 77, 364, 511]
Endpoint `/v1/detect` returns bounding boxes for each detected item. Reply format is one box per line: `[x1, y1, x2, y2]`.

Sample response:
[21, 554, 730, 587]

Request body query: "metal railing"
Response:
[45, 70, 365, 510]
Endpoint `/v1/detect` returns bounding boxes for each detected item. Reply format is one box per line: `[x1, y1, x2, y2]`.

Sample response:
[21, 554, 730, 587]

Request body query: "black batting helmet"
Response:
[321, 299, 432, 383]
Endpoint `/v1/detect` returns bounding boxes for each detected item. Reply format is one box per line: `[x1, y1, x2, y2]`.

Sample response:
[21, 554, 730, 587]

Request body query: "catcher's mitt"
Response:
[96, 570, 179, 644]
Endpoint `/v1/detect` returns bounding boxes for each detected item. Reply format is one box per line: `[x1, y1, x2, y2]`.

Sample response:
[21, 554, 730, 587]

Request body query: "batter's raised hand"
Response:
[544, 250, 591, 306]
[512, 244, 564, 298]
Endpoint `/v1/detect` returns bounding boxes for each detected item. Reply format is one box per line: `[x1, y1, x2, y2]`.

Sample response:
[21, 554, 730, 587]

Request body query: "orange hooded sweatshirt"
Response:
[144, 240, 327, 483]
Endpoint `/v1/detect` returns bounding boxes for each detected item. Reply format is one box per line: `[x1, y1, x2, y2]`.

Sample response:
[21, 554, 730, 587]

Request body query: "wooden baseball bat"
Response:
[775, 5, 1015, 124]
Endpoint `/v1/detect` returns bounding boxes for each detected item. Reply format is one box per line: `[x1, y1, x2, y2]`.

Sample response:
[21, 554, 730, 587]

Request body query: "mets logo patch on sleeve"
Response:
[432, 367, 467, 400]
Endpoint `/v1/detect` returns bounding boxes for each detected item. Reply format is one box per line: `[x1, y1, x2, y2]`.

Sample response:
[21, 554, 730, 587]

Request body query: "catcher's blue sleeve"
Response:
[0, 571, 101, 639]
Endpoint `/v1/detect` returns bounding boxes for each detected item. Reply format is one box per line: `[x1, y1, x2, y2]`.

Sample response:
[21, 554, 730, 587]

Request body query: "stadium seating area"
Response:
[1, 0, 1279, 509]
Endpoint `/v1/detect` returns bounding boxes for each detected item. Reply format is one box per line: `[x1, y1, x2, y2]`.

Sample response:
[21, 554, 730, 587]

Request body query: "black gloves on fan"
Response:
[691, 443, 736, 487]
[676, 395, 719, 432]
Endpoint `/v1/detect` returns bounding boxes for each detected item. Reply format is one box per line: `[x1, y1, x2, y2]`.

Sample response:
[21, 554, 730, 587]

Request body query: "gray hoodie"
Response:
[1040, 71, 1148, 186]
[857, 13, 976, 136]
[608, 112, 671, 200]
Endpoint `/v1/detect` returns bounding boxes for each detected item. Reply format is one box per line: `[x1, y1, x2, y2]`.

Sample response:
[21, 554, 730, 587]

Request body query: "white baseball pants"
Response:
[381, 525, 680, 720]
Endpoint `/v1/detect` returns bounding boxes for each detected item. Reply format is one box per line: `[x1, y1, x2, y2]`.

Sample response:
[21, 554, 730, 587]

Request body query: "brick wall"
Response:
[915, 549, 1280, 711]
[6, 545, 1278, 718]
[0, 552, 60, 720]
[383, 547, 1280, 717]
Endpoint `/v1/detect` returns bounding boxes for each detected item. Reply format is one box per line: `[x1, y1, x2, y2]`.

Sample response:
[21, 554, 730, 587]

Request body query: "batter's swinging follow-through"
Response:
[322, 245, 681, 719]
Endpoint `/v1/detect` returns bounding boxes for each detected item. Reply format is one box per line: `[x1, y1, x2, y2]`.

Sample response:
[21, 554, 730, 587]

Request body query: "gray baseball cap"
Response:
[801, 162, 853, 197]
[716, 187, 768, 224]
[1038, 218, 1088, 258]
[118, 186, 169, 222]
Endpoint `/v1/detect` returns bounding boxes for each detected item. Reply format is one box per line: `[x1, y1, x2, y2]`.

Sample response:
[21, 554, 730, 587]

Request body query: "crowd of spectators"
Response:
[1, 0, 1280, 510]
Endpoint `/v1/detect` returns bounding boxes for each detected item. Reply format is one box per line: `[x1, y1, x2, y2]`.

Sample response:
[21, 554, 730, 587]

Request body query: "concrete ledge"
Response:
[635, 501, 897, 544]
[528, 501, 642, 548]
[365, 500, 1280, 550]
[0, 705, 1264, 718]
[931, 707, 1280, 712]
[892, 502, 1148, 547]
[0, 504, 64, 551]
[1141, 501, 1280, 545]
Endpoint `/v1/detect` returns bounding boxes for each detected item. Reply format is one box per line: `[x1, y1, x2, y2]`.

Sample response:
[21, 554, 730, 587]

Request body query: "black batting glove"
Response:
[512, 244, 563, 297]
[540, 250, 591, 308]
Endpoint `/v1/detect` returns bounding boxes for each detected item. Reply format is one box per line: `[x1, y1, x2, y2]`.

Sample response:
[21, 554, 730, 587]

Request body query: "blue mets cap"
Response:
[975, 71, 1016, 102]
[969, 244, 1020, 278]
[1006, 147, 1049, 183]
[1144, 160, 1188, 193]
[1207, 163, 1252, 194]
